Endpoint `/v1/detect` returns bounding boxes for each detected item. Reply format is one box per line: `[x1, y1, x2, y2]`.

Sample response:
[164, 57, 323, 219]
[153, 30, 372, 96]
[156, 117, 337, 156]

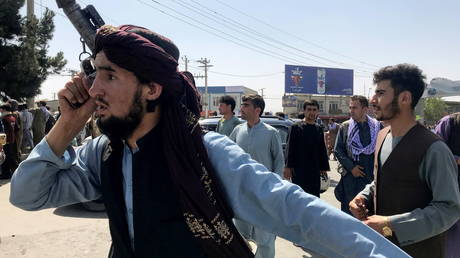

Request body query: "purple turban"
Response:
[94, 24, 200, 116]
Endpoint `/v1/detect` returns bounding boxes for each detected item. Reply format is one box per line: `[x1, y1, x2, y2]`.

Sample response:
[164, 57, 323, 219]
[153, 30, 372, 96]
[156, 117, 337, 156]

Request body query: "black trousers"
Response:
[1, 143, 19, 178]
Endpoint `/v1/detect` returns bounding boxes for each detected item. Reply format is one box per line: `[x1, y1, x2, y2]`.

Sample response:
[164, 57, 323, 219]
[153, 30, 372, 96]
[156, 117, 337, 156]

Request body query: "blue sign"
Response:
[285, 65, 353, 95]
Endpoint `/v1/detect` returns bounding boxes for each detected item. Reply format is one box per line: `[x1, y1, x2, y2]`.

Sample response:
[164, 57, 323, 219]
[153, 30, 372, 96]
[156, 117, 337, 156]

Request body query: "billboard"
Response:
[285, 65, 353, 95]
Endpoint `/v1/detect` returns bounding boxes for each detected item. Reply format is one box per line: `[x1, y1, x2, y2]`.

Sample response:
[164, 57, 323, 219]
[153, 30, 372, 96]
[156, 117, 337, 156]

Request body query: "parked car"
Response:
[199, 116, 294, 150]
[200, 116, 330, 193]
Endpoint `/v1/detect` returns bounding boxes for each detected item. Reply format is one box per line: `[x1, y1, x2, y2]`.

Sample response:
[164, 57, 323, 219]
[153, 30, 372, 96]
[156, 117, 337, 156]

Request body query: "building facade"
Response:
[283, 94, 351, 121]
[197, 86, 258, 116]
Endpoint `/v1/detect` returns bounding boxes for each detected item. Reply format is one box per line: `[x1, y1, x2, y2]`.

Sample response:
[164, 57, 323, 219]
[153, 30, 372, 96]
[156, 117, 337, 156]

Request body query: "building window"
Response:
[318, 101, 324, 112]
[329, 102, 338, 112]
[297, 102, 303, 111]
[212, 96, 221, 107]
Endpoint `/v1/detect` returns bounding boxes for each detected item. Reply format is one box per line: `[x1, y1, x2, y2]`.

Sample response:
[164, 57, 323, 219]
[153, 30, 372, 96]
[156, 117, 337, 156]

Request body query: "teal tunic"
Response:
[216, 116, 241, 137]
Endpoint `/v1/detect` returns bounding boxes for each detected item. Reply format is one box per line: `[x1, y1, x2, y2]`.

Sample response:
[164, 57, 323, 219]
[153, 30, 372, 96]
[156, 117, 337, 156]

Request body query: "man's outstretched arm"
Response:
[204, 132, 409, 258]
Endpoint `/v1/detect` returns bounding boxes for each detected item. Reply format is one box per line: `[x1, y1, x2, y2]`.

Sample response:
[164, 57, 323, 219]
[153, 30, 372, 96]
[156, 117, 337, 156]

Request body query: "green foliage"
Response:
[0, 0, 23, 43]
[0, 2, 67, 100]
[424, 97, 447, 123]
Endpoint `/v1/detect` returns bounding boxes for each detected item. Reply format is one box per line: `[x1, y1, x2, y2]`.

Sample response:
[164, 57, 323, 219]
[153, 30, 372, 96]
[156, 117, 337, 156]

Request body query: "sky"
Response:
[22, 0, 460, 112]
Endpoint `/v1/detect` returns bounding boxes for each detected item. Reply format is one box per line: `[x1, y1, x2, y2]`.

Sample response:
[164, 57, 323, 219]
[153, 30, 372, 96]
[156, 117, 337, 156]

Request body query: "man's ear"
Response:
[145, 82, 163, 101]
[144, 82, 163, 112]
[255, 107, 262, 117]
[399, 91, 412, 107]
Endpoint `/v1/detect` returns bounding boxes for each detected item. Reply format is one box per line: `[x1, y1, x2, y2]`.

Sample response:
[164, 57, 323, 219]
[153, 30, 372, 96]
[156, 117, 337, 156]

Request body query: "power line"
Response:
[151, 0, 370, 73]
[76, 0, 121, 25]
[212, 0, 380, 69]
[187, 63, 370, 79]
[209, 70, 282, 78]
[178, 0, 372, 73]
[185, 64, 282, 78]
[135, 0, 315, 66]
[34, 2, 67, 18]
[145, 0, 313, 65]
[169, 0, 332, 68]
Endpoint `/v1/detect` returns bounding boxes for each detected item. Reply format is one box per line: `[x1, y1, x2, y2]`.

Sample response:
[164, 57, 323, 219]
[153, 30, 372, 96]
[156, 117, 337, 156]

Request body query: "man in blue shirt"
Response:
[10, 24, 409, 258]
[230, 94, 284, 258]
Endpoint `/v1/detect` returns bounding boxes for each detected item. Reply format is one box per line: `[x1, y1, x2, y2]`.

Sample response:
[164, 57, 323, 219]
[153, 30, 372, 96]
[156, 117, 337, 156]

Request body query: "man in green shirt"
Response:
[216, 95, 241, 136]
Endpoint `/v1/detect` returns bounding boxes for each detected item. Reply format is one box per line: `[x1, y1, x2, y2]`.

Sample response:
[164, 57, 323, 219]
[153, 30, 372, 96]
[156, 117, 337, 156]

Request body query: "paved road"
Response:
[0, 160, 342, 258]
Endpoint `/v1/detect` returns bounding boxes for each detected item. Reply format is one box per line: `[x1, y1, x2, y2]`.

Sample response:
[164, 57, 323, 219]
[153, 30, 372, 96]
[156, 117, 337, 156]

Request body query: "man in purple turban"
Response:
[10, 25, 410, 258]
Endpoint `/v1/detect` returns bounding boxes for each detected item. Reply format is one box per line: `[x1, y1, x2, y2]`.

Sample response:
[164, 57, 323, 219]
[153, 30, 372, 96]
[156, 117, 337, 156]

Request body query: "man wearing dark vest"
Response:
[435, 113, 460, 257]
[10, 25, 410, 258]
[349, 63, 460, 258]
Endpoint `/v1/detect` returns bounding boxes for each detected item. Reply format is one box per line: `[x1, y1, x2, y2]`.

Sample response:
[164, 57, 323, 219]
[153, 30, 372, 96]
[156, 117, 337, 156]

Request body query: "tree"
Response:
[424, 97, 447, 123]
[0, 0, 66, 100]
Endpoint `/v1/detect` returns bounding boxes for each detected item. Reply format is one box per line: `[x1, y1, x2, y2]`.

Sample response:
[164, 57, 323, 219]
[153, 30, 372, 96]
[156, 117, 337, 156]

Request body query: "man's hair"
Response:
[219, 95, 236, 112]
[0, 103, 12, 112]
[7, 99, 18, 111]
[350, 95, 369, 108]
[303, 99, 319, 110]
[242, 94, 265, 116]
[38, 100, 47, 107]
[373, 63, 426, 109]
[18, 104, 27, 111]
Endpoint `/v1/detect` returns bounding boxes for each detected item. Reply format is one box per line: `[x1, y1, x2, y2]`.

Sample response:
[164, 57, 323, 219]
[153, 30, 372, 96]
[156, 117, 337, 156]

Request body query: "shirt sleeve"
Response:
[359, 181, 376, 207]
[0, 149, 5, 165]
[434, 115, 451, 142]
[435, 115, 459, 160]
[216, 120, 221, 132]
[388, 141, 460, 246]
[334, 124, 355, 173]
[285, 125, 297, 168]
[318, 128, 330, 171]
[9, 137, 106, 211]
[270, 129, 284, 176]
[203, 132, 410, 258]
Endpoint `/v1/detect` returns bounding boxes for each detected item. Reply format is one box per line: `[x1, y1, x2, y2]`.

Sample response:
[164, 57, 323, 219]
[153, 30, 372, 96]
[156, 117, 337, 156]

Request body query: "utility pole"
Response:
[27, 0, 34, 19]
[363, 81, 366, 97]
[182, 55, 189, 71]
[259, 88, 266, 98]
[196, 58, 213, 118]
[26, 0, 35, 109]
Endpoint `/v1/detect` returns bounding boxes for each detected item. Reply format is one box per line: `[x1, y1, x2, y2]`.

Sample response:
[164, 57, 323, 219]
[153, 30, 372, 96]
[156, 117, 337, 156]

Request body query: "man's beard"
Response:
[375, 95, 400, 121]
[96, 90, 144, 140]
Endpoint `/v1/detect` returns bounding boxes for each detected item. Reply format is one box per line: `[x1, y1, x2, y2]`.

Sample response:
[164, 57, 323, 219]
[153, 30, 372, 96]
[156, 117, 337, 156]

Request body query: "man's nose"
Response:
[370, 94, 377, 104]
[88, 77, 102, 98]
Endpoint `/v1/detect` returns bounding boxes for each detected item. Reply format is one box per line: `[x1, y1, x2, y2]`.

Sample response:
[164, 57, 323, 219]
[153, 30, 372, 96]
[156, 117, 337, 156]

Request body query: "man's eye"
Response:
[108, 75, 115, 80]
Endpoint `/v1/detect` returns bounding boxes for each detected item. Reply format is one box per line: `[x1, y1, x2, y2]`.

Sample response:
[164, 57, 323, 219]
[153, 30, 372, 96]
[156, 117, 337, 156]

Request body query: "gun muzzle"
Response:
[56, 0, 105, 53]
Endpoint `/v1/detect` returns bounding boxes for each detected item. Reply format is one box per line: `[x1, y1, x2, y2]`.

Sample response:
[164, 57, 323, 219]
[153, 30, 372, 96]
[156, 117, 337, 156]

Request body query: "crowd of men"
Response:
[216, 90, 460, 258]
[6, 24, 460, 258]
[0, 100, 56, 179]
